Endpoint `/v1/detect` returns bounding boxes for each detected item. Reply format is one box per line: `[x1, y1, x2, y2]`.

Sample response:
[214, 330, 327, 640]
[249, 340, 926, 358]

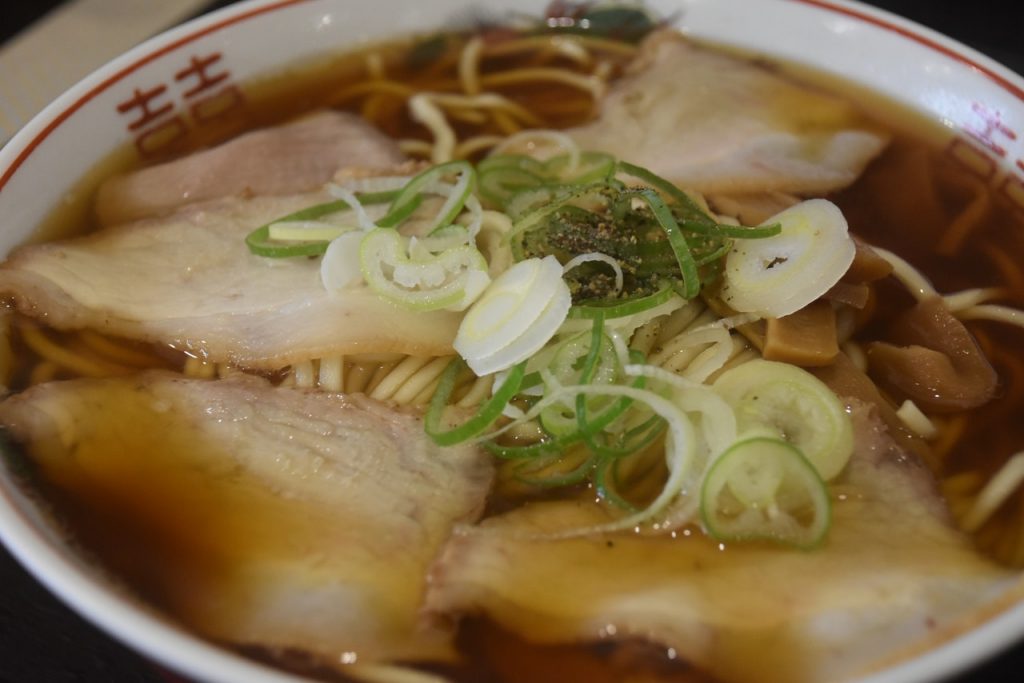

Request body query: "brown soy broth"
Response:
[29, 38, 405, 244]
[830, 138, 1024, 561]
[442, 618, 710, 683]
[6, 27, 1024, 683]
[831, 139, 1024, 474]
[29, 31, 603, 246]
[20, 379, 296, 613]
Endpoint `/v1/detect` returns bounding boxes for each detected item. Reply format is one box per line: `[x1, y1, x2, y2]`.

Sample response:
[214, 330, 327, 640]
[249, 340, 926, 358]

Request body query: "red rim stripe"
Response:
[793, 0, 1024, 101]
[0, 0, 309, 192]
[1, 0, 1023, 194]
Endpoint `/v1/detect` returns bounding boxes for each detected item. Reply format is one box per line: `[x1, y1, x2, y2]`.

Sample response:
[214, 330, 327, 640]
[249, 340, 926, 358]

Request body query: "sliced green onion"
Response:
[568, 284, 676, 319]
[589, 413, 667, 505]
[574, 314, 613, 454]
[246, 191, 402, 258]
[412, 225, 471, 256]
[483, 430, 582, 459]
[516, 381, 697, 538]
[544, 151, 617, 184]
[381, 160, 474, 229]
[245, 198, 352, 257]
[507, 181, 620, 260]
[321, 231, 365, 292]
[721, 198, 855, 318]
[687, 222, 782, 239]
[360, 227, 490, 311]
[478, 154, 547, 176]
[572, 317, 654, 459]
[700, 437, 831, 549]
[692, 241, 732, 267]
[245, 226, 330, 257]
[376, 194, 424, 228]
[454, 255, 571, 376]
[478, 166, 546, 207]
[353, 189, 402, 205]
[505, 185, 565, 220]
[513, 450, 597, 488]
[484, 351, 648, 460]
[594, 456, 640, 511]
[617, 160, 713, 225]
[425, 359, 526, 446]
[431, 162, 475, 232]
[712, 359, 853, 481]
[267, 222, 353, 242]
[632, 189, 700, 298]
[541, 315, 615, 436]
[581, 411, 666, 461]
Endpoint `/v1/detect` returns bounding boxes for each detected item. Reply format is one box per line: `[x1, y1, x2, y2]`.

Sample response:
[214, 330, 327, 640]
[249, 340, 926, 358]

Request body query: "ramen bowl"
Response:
[1, 1, 1023, 682]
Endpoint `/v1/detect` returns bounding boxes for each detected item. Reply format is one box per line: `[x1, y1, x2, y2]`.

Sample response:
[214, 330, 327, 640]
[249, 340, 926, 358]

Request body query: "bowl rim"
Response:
[1, 1, 1023, 682]
[797, 0, 1024, 99]
[0, 0, 307, 193]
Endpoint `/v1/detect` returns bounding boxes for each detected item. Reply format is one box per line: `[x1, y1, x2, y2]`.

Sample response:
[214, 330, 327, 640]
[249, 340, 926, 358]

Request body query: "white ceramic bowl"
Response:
[1, 1, 1023, 682]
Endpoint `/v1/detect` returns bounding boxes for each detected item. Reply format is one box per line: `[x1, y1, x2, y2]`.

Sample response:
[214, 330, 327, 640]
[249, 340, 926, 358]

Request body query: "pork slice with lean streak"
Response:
[423, 401, 1020, 683]
[0, 188, 463, 368]
[96, 111, 406, 226]
[569, 31, 889, 198]
[0, 373, 493, 666]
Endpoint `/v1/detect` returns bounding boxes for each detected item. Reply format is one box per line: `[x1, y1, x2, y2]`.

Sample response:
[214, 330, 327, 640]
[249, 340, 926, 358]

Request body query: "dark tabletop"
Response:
[1, 1, 1024, 682]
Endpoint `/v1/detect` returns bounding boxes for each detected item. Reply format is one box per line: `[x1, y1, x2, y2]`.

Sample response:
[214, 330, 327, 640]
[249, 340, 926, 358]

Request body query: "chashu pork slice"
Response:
[0, 373, 493, 665]
[569, 31, 888, 197]
[425, 403, 1021, 683]
[96, 111, 406, 226]
[0, 190, 463, 368]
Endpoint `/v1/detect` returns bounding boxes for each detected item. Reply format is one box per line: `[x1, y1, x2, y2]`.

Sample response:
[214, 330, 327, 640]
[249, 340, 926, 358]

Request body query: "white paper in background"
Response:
[0, 0, 213, 141]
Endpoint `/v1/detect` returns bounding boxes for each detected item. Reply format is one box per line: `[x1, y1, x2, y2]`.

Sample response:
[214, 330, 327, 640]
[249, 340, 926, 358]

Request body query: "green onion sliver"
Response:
[376, 194, 424, 228]
[505, 183, 582, 221]
[478, 154, 547, 176]
[573, 317, 658, 459]
[633, 188, 700, 299]
[482, 431, 582, 460]
[517, 381, 696, 539]
[568, 284, 675, 319]
[381, 160, 474, 229]
[705, 222, 782, 239]
[246, 225, 330, 257]
[245, 191, 401, 258]
[507, 181, 620, 259]
[353, 189, 403, 205]
[584, 412, 666, 460]
[513, 450, 598, 488]
[693, 242, 732, 267]
[572, 316, 607, 452]
[484, 367, 648, 461]
[594, 457, 637, 511]
[478, 166, 545, 207]
[700, 436, 831, 549]
[426, 359, 526, 446]
[617, 160, 714, 226]
[267, 222, 351, 242]
[246, 198, 351, 257]
[545, 151, 617, 184]
[617, 160, 781, 241]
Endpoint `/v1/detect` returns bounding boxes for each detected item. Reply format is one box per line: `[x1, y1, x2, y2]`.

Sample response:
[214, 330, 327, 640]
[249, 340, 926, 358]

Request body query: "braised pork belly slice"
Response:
[569, 32, 888, 197]
[0, 191, 463, 368]
[425, 404, 1018, 683]
[96, 111, 406, 226]
[0, 373, 492, 664]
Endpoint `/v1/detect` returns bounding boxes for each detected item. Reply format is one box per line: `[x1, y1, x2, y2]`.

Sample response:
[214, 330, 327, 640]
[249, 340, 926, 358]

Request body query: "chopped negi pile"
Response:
[244, 152, 847, 549]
